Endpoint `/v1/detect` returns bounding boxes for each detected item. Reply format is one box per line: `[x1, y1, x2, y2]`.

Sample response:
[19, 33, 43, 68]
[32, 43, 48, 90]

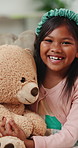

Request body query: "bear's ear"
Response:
[0, 30, 36, 54]
[0, 33, 17, 45]
[24, 48, 34, 56]
[14, 30, 36, 53]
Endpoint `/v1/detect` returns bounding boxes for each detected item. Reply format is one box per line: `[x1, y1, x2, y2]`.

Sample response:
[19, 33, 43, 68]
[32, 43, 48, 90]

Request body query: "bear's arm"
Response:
[24, 110, 46, 136]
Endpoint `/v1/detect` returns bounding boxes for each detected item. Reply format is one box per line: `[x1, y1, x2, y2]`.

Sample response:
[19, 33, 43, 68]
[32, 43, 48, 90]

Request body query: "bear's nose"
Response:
[31, 87, 38, 96]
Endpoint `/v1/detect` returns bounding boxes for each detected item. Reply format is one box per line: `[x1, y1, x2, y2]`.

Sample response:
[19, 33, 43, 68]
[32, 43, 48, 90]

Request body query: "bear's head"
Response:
[0, 44, 39, 105]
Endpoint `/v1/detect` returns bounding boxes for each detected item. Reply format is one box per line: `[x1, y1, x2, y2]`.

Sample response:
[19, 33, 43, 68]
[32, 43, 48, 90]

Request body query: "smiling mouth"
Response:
[25, 98, 32, 103]
[49, 56, 64, 60]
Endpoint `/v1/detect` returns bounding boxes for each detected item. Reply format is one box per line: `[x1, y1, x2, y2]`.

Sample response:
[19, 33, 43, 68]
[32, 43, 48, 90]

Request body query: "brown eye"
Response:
[20, 77, 26, 83]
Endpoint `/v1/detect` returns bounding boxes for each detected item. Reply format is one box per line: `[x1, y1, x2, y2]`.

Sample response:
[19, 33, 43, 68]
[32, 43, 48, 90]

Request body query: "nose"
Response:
[31, 87, 38, 97]
[50, 42, 62, 53]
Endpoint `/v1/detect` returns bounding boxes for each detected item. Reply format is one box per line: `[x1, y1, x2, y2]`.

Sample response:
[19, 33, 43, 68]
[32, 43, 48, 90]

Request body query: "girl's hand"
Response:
[0, 117, 26, 141]
[6, 119, 26, 141]
[0, 117, 7, 137]
[0, 117, 35, 148]
[7, 121, 35, 148]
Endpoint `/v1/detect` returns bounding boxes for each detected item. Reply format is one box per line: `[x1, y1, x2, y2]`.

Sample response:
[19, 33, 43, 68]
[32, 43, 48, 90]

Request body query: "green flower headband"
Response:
[35, 8, 78, 36]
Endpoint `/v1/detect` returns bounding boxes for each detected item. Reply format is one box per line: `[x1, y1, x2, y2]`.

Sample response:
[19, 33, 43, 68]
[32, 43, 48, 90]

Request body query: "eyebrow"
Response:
[47, 35, 75, 41]
[61, 37, 75, 41]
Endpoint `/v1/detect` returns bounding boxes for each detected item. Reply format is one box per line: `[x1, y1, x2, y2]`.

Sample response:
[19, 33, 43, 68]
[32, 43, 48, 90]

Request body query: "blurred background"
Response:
[0, 0, 78, 35]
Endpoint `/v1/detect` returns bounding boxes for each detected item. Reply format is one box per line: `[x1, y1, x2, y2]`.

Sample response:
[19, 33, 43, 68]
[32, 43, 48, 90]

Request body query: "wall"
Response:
[0, 0, 43, 35]
[0, 0, 78, 35]
[0, 0, 77, 16]
[65, 0, 78, 13]
[0, 0, 41, 16]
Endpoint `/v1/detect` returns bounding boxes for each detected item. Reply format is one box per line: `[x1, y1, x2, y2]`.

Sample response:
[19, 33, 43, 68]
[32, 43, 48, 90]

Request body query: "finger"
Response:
[6, 121, 21, 137]
[1, 117, 6, 127]
[0, 134, 3, 137]
[8, 120, 19, 133]
[0, 122, 6, 134]
[6, 122, 12, 132]
[0, 126, 7, 136]
[5, 123, 15, 136]
[0, 117, 9, 136]
[0, 127, 5, 134]
[2, 117, 6, 122]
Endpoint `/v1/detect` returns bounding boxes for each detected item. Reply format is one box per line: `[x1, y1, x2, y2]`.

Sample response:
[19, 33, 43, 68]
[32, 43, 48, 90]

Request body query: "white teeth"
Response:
[49, 56, 62, 60]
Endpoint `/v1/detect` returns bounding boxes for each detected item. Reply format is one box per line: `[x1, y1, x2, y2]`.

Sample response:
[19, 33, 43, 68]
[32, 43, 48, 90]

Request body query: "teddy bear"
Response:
[0, 44, 46, 148]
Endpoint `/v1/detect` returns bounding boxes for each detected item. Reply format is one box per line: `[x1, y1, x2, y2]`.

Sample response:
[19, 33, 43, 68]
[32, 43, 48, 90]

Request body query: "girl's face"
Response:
[40, 24, 78, 75]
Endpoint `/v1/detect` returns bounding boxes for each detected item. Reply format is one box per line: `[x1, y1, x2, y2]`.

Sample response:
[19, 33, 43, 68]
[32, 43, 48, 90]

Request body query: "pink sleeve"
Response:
[33, 98, 78, 148]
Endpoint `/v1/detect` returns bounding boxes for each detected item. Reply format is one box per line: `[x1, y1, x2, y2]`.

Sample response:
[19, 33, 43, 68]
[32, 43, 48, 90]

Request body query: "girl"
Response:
[1, 8, 78, 148]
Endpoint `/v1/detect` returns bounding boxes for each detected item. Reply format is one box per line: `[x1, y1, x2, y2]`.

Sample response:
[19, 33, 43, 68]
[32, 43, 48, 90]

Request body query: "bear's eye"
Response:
[20, 77, 26, 83]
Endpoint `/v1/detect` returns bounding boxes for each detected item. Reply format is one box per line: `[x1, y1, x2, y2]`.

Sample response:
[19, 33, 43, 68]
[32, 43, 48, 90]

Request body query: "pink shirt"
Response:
[32, 78, 78, 148]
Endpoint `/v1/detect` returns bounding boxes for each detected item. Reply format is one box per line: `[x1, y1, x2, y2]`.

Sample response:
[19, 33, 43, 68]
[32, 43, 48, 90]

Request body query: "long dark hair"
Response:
[34, 16, 78, 97]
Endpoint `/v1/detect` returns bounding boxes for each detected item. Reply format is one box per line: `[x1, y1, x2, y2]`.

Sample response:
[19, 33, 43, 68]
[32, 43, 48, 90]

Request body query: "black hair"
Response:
[34, 16, 78, 98]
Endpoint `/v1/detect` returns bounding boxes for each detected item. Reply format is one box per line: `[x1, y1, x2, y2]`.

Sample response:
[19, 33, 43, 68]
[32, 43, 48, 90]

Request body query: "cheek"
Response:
[40, 42, 48, 54]
[66, 48, 77, 62]
[40, 42, 50, 61]
[40, 47, 46, 62]
[40, 42, 48, 50]
[40, 43, 45, 57]
[65, 46, 77, 56]
[67, 50, 74, 56]
[40, 48, 44, 59]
